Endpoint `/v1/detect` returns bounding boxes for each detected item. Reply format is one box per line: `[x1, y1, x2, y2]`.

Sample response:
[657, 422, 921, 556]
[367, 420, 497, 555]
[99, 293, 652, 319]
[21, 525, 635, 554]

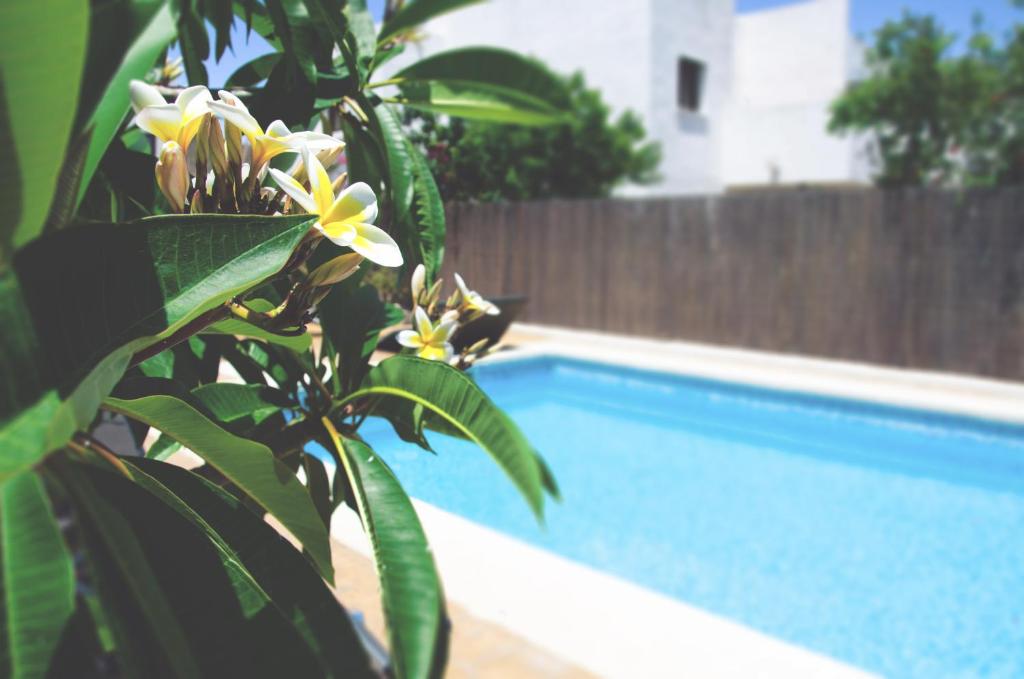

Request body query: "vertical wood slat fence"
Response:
[440, 188, 1024, 381]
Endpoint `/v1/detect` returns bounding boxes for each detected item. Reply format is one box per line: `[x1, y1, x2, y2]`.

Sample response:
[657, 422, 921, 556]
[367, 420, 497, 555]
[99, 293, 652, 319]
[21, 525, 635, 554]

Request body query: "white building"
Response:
[385, 0, 871, 195]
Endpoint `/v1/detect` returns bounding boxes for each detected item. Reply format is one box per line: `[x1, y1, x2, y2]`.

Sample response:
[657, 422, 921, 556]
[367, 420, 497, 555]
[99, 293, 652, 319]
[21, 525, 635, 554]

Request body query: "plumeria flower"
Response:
[209, 91, 341, 180]
[129, 80, 213, 151]
[397, 307, 458, 361]
[268, 147, 403, 267]
[454, 273, 500, 316]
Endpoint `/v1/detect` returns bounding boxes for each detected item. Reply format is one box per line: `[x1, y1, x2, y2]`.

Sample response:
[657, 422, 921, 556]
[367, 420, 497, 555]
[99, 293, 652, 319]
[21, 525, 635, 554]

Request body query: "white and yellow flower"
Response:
[397, 307, 458, 361]
[268, 147, 403, 267]
[454, 273, 500, 316]
[209, 91, 341, 180]
[129, 80, 213, 151]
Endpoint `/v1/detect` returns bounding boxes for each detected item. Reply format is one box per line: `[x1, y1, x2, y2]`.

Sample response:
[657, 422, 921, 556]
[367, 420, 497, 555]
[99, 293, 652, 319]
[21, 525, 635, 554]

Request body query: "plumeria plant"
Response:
[0, 0, 569, 677]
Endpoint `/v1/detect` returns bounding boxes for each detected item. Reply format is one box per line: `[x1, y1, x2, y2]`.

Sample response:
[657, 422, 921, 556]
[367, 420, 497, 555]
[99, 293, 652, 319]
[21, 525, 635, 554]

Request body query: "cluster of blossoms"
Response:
[397, 264, 500, 364]
[131, 79, 498, 356]
[129, 80, 402, 269]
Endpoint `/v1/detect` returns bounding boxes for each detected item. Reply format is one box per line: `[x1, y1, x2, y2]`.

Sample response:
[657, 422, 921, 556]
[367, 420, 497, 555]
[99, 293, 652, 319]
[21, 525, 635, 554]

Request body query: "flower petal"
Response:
[135, 104, 183, 144]
[396, 330, 424, 349]
[209, 100, 263, 137]
[304, 146, 335, 217]
[453, 272, 471, 298]
[324, 181, 378, 226]
[268, 168, 318, 213]
[284, 130, 344, 153]
[129, 80, 165, 113]
[418, 342, 453, 362]
[345, 223, 403, 267]
[413, 306, 433, 338]
[176, 85, 213, 120]
[434, 319, 459, 343]
[266, 119, 292, 138]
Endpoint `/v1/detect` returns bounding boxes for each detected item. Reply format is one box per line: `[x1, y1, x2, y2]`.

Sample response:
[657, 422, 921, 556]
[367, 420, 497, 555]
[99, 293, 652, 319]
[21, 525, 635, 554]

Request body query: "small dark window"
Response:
[677, 57, 705, 112]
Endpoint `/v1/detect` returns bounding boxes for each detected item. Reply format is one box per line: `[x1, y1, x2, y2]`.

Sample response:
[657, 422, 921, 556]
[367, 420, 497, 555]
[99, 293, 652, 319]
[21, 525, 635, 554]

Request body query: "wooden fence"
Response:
[440, 188, 1024, 381]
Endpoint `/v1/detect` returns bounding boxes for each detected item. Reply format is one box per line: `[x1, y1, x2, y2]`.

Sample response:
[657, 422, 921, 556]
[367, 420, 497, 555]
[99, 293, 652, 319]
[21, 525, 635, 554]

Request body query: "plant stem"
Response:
[128, 304, 231, 368]
[69, 433, 133, 478]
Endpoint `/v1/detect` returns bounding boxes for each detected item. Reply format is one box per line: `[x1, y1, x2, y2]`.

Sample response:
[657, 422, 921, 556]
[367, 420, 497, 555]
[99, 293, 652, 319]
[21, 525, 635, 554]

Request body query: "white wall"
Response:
[722, 0, 870, 187]
[382, 0, 652, 126]
[382, 0, 737, 196]
[646, 0, 735, 195]
[384, 0, 868, 195]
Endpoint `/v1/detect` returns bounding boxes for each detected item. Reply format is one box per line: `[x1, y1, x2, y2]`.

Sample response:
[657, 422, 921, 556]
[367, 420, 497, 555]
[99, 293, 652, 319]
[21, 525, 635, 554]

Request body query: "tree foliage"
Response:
[829, 9, 1024, 187]
[405, 72, 661, 201]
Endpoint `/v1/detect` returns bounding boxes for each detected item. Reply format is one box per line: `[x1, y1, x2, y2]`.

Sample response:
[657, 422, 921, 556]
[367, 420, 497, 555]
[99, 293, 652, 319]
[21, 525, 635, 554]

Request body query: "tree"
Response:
[0, 0, 564, 676]
[405, 72, 661, 202]
[829, 8, 1024, 187]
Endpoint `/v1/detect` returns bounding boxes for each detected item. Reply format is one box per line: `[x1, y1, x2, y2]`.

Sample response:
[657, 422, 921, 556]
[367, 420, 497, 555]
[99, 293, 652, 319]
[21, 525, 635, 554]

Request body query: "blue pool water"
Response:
[357, 356, 1024, 678]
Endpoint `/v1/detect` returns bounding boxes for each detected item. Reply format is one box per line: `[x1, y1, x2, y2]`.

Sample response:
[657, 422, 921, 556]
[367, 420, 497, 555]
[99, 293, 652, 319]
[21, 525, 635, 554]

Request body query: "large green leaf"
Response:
[75, 0, 176, 207]
[130, 458, 375, 678]
[323, 424, 447, 679]
[376, 104, 415, 224]
[0, 213, 316, 481]
[318, 283, 393, 394]
[0, 0, 89, 255]
[189, 383, 290, 427]
[340, 356, 549, 518]
[0, 471, 75, 679]
[225, 53, 283, 87]
[55, 458, 321, 678]
[103, 393, 334, 581]
[403, 138, 446, 282]
[377, 0, 485, 45]
[391, 48, 570, 124]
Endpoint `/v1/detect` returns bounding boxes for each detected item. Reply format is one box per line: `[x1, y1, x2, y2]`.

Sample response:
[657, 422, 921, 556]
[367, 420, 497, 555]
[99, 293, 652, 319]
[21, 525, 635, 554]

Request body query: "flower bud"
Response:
[225, 120, 244, 169]
[206, 116, 230, 177]
[156, 141, 189, 212]
[129, 79, 165, 114]
[410, 264, 426, 304]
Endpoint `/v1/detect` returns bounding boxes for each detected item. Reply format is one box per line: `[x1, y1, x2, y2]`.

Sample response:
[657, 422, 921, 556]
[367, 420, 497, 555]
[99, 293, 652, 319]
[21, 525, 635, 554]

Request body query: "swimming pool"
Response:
[358, 355, 1024, 678]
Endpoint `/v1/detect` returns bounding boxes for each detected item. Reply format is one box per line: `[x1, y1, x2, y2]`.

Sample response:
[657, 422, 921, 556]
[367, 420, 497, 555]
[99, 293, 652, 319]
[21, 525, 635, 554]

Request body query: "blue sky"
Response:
[193, 0, 1022, 87]
[738, 0, 1021, 45]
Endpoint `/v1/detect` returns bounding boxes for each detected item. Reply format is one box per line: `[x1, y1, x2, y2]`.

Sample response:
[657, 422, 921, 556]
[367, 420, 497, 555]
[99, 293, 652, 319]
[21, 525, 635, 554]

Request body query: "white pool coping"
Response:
[504, 323, 1024, 426]
[335, 324, 1022, 677]
[332, 501, 877, 679]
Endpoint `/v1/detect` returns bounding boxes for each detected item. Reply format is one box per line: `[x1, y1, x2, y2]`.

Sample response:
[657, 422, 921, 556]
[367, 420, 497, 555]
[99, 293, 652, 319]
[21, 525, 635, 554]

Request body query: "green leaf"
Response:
[377, 0, 485, 45]
[344, 0, 378, 82]
[174, 0, 211, 86]
[225, 53, 283, 87]
[392, 48, 571, 124]
[189, 383, 290, 427]
[129, 458, 375, 678]
[318, 283, 393, 394]
[103, 393, 334, 581]
[0, 0, 89, 255]
[0, 471, 75, 679]
[204, 298, 313, 352]
[403, 139, 446, 282]
[323, 424, 447, 679]
[377, 104, 415, 224]
[0, 213, 316, 481]
[341, 356, 550, 519]
[75, 0, 177, 208]
[55, 458, 322, 678]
